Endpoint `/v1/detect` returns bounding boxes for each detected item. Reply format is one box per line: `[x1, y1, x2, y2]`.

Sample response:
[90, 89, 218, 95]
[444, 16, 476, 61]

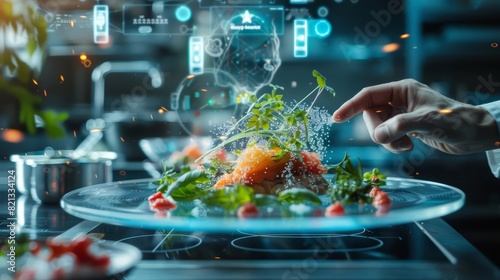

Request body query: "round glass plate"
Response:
[61, 176, 465, 233]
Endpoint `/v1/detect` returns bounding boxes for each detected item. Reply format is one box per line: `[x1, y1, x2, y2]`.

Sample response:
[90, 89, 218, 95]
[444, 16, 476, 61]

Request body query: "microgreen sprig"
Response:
[197, 70, 335, 161]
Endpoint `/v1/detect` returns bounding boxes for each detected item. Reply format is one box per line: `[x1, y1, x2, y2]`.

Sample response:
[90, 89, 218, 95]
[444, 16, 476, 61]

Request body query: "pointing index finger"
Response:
[333, 81, 399, 123]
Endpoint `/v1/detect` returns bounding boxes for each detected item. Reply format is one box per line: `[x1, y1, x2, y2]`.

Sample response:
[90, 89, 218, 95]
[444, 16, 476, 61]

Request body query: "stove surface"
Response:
[91, 223, 447, 262]
[1, 167, 499, 280]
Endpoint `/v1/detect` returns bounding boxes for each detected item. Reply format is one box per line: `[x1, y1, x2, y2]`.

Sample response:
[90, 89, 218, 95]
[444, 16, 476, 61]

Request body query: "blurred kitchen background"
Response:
[1, 0, 499, 267]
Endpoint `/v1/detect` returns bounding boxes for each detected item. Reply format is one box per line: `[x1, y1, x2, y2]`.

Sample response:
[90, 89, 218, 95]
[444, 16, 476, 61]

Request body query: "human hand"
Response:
[332, 79, 500, 154]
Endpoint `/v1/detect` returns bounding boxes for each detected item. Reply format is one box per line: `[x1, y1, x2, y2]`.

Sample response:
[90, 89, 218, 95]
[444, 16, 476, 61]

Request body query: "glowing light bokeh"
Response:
[382, 43, 400, 53]
[2, 129, 24, 143]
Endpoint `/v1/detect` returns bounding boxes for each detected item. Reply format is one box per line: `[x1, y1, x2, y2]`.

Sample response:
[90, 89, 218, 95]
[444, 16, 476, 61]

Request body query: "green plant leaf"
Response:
[159, 170, 211, 201]
[27, 37, 37, 56]
[202, 184, 255, 211]
[254, 194, 279, 207]
[312, 70, 326, 89]
[38, 110, 69, 139]
[13, 55, 31, 84]
[278, 188, 322, 205]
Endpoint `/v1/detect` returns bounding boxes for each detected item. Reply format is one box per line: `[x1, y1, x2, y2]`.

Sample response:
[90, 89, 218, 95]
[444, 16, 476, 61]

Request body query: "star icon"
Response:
[240, 10, 254, 24]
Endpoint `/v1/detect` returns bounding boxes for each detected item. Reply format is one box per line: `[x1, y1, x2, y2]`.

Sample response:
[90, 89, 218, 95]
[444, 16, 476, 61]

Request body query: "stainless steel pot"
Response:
[18, 150, 116, 204]
[10, 152, 47, 195]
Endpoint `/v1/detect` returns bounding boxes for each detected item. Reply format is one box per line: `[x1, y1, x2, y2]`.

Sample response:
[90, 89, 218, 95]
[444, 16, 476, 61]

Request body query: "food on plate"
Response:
[237, 202, 260, 219]
[325, 201, 345, 217]
[149, 70, 391, 218]
[213, 145, 328, 194]
[1, 234, 110, 280]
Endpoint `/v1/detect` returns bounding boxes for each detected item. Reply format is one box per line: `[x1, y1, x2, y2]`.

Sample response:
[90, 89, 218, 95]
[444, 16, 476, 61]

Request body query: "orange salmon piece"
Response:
[293, 151, 327, 175]
[214, 145, 291, 189]
[214, 146, 327, 189]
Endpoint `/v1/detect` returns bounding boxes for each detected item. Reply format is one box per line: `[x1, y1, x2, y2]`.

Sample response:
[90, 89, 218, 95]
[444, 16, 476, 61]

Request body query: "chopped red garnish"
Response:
[237, 203, 259, 219]
[154, 211, 169, 218]
[372, 191, 392, 207]
[149, 197, 177, 211]
[46, 239, 73, 261]
[369, 186, 381, 197]
[70, 237, 110, 267]
[148, 191, 164, 203]
[29, 241, 41, 256]
[47, 237, 110, 268]
[376, 206, 390, 216]
[325, 201, 345, 217]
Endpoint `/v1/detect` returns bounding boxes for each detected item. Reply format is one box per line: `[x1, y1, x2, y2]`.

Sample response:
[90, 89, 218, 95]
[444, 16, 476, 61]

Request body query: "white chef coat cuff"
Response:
[480, 100, 500, 133]
[479, 101, 500, 178]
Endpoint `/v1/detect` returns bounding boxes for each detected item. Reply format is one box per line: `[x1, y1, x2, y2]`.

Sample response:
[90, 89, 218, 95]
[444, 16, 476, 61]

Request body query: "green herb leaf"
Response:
[254, 194, 279, 207]
[39, 110, 69, 139]
[27, 37, 37, 56]
[326, 153, 387, 204]
[202, 184, 255, 211]
[312, 70, 326, 89]
[159, 170, 211, 201]
[277, 188, 322, 205]
[197, 71, 335, 165]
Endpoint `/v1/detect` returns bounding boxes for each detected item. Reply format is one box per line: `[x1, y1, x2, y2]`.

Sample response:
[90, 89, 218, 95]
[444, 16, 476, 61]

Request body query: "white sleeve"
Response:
[479, 101, 500, 178]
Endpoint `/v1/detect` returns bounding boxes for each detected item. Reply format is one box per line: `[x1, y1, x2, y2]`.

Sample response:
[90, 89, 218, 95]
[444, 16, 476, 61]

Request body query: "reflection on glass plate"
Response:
[61, 177, 465, 233]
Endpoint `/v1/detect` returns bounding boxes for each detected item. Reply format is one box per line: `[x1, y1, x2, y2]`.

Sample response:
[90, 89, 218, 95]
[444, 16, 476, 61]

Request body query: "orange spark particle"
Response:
[70, 19, 74, 28]
[400, 33, 410, 39]
[120, 137, 125, 142]
[44, 90, 47, 97]
[32, 79, 39, 85]
[73, 130, 77, 138]
[80, 53, 87, 61]
[382, 43, 400, 53]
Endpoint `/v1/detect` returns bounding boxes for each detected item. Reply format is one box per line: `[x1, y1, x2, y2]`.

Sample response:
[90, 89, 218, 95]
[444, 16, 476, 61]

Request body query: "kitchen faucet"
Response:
[91, 61, 163, 118]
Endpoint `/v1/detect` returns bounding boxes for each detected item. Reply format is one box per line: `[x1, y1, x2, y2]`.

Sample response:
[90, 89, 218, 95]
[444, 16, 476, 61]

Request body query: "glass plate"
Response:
[61, 176, 465, 233]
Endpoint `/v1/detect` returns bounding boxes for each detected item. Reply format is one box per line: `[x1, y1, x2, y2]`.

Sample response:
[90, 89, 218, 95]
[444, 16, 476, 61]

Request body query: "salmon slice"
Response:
[214, 145, 326, 189]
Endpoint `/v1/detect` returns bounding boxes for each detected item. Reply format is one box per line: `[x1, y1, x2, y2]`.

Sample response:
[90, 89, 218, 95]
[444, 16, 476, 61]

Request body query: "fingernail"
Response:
[332, 112, 342, 123]
[374, 125, 389, 143]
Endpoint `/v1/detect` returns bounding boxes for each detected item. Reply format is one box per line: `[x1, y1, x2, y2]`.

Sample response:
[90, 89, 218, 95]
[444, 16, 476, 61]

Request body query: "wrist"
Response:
[479, 101, 500, 136]
[474, 105, 500, 150]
